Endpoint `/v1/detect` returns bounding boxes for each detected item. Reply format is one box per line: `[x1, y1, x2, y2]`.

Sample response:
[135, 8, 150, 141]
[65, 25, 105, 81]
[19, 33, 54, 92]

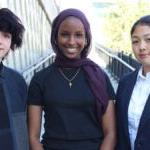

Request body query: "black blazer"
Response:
[116, 69, 150, 150]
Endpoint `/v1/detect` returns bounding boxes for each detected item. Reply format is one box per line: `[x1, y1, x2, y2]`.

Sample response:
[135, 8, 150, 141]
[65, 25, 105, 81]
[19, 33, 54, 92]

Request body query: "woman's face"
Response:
[131, 25, 150, 73]
[57, 16, 86, 59]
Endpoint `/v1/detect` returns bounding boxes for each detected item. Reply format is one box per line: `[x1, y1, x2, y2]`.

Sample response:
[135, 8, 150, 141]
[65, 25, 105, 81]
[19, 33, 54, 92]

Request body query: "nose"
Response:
[68, 35, 75, 45]
[139, 41, 146, 51]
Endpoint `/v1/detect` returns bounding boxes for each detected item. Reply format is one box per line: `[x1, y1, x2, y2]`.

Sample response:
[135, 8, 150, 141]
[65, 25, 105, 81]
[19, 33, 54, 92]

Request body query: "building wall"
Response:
[0, 0, 58, 72]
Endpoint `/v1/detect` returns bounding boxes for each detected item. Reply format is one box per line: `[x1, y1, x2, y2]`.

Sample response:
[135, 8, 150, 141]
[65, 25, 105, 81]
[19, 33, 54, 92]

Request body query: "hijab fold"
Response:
[55, 56, 109, 119]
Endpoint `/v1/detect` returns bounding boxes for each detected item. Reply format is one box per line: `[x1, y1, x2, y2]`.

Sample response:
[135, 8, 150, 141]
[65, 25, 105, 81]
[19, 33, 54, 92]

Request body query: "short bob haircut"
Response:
[130, 15, 150, 36]
[0, 8, 25, 50]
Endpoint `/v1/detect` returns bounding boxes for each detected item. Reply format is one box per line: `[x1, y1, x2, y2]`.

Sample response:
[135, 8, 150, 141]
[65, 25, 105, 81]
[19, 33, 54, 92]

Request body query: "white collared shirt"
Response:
[128, 67, 150, 150]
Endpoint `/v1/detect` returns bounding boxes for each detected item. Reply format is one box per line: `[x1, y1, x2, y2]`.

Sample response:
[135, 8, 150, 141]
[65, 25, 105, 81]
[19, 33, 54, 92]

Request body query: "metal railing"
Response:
[21, 43, 140, 84]
[95, 43, 141, 81]
[21, 53, 55, 84]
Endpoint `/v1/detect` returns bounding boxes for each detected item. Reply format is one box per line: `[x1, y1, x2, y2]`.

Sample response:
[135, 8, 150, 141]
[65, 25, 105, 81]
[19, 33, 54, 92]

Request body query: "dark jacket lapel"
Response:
[136, 94, 150, 135]
[125, 71, 138, 139]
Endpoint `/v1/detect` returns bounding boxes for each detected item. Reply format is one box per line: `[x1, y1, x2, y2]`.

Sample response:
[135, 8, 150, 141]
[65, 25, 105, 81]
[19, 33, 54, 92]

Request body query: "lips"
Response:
[139, 54, 149, 59]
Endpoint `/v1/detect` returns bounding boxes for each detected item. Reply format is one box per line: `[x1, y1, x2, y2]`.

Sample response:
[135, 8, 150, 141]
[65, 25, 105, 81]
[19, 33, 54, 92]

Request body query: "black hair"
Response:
[131, 15, 150, 36]
[0, 8, 25, 50]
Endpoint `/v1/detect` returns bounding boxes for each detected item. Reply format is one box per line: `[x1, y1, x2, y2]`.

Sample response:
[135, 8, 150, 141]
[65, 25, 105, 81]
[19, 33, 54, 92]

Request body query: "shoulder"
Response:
[3, 66, 27, 102]
[119, 69, 138, 85]
[4, 66, 23, 77]
[116, 69, 138, 98]
[4, 66, 26, 85]
[34, 63, 55, 77]
[30, 63, 56, 84]
[95, 64, 110, 81]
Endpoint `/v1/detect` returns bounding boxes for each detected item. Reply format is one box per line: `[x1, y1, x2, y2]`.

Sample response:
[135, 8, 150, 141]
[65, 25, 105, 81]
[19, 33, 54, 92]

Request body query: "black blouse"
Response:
[28, 63, 115, 150]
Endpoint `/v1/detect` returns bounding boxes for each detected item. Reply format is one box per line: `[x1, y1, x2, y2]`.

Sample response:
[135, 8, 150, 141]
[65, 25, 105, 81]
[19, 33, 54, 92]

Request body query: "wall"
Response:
[0, 0, 58, 72]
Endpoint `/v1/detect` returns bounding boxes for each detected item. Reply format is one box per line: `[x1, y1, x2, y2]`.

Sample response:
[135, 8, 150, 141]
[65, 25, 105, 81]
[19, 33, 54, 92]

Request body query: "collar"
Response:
[137, 67, 150, 81]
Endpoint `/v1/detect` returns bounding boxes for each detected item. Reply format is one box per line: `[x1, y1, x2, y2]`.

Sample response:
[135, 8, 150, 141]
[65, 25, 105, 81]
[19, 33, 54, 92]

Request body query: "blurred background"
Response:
[0, 0, 150, 86]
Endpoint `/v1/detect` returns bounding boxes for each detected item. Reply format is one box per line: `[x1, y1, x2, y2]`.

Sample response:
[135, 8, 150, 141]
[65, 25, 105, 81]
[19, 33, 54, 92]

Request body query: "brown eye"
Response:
[76, 33, 83, 37]
[75, 33, 85, 39]
[3, 33, 11, 39]
[60, 32, 69, 37]
[146, 38, 150, 42]
[132, 39, 139, 44]
[132, 41, 138, 44]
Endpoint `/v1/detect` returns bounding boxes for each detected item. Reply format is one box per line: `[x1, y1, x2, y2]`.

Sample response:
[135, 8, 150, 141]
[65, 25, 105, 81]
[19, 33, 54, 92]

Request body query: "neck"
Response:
[55, 55, 85, 68]
[142, 65, 150, 76]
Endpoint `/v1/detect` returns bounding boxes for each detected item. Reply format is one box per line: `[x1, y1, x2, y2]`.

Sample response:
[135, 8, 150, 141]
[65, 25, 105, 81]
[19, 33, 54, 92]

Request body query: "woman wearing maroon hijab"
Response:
[28, 8, 116, 150]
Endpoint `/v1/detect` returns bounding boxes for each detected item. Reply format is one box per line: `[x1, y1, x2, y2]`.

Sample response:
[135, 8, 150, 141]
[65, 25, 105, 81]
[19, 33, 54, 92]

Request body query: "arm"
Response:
[28, 105, 44, 150]
[100, 100, 116, 150]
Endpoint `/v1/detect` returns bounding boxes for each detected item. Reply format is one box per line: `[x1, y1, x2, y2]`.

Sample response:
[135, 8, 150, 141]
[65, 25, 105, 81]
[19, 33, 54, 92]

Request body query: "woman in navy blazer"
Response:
[116, 15, 150, 150]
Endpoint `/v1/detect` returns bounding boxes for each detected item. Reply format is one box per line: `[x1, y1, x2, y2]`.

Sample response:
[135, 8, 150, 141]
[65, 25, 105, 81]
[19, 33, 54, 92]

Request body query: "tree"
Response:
[103, 0, 150, 54]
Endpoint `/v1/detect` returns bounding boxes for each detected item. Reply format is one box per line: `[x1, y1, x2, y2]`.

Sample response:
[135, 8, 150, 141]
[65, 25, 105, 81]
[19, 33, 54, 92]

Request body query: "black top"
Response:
[28, 63, 115, 149]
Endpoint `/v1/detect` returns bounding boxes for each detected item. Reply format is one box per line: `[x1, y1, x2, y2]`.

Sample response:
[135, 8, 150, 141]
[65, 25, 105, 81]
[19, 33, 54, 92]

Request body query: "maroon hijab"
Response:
[51, 8, 109, 120]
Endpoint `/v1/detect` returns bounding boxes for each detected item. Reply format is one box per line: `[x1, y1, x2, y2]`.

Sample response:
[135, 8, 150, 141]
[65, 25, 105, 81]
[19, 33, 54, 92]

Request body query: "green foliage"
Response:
[103, 0, 150, 54]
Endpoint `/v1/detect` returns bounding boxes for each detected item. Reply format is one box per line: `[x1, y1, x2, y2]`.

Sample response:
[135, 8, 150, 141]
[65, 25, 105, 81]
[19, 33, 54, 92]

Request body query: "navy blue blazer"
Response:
[0, 64, 29, 150]
[116, 69, 150, 150]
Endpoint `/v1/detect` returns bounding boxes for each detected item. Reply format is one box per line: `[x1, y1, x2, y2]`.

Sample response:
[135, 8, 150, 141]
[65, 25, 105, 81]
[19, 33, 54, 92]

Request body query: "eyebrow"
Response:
[132, 33, 150, 38]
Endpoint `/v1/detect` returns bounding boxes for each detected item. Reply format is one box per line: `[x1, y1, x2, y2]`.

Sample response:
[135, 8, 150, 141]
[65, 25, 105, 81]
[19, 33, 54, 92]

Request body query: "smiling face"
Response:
[0, 31, 11, 61]
[131, 25, 150, 74]
[57, 16, 86, 59]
